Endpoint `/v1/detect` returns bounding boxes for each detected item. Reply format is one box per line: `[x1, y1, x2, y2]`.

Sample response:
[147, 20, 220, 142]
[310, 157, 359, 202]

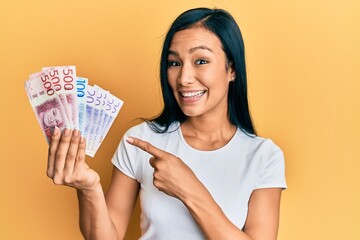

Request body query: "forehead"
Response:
[169, 27, 223, 52]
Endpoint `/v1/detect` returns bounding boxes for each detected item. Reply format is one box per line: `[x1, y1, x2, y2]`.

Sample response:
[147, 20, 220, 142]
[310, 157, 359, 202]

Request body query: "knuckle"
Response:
[70, 135, 80, 145]
[52, 176, 63, 185]
[64, 175, 73, 184]
[76, 153, 85, 162]
[60, 133, 71, 144]
[153, 171, 160, 179]
[55, 151, 64, 161]
[50, 134, 60, 143]
[48, 147, 56, 157]
[46, 169, 53, 178]
[73, 177, 83, 187]
[53, 167, 63, 177]
[67, 152, 76, 160]
[144, 143, 152, 152]
[78, 141, 86, 150]
[153, 179, 163, 191]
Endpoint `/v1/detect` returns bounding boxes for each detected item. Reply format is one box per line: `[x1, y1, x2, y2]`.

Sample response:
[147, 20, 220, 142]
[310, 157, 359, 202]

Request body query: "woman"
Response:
[47, 8, 286, 240]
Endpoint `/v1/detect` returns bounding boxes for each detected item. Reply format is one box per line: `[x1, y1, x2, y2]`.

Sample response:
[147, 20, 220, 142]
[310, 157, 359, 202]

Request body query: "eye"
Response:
[195, 59, 208, 65]
[167, 60, 181, 67]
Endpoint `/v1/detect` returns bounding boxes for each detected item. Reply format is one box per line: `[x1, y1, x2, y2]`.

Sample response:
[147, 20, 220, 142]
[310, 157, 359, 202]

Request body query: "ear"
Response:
[227, 62, 236, 82]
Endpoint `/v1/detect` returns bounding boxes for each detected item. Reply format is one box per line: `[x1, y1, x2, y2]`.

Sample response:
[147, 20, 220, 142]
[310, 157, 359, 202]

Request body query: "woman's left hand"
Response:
[126, 136, 198, 200]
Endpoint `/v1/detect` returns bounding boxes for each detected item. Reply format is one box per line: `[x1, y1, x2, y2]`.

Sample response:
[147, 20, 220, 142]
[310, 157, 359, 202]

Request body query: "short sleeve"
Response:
[254, 140, 287, 190]
[111, 127, 141, 180]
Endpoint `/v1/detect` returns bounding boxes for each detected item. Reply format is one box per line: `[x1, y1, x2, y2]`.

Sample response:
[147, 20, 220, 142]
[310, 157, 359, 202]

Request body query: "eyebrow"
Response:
[168, 45, 213, 56]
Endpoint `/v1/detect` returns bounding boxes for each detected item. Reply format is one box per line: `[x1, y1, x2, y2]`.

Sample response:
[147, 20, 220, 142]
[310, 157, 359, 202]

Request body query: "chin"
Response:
[180, 108, 203, 118]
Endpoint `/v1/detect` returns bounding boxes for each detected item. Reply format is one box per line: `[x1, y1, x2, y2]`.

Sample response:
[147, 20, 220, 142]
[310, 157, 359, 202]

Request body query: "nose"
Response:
[177, 62, 195, 86]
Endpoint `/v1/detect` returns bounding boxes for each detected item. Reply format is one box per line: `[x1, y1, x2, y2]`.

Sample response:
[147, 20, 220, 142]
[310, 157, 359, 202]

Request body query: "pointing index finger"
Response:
[126, 136, 163, 158]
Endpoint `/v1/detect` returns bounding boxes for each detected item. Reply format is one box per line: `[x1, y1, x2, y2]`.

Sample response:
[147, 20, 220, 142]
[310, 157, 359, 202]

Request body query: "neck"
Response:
[186, 116, 233, 133]
[181, 115, 237, 151]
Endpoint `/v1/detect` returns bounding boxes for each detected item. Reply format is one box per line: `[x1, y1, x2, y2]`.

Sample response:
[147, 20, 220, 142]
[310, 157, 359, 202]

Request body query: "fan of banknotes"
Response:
[24, 66, 124, 157]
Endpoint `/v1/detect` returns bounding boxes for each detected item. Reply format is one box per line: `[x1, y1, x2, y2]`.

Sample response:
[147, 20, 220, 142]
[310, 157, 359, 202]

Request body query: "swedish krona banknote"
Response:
[25, 66, 124, 157]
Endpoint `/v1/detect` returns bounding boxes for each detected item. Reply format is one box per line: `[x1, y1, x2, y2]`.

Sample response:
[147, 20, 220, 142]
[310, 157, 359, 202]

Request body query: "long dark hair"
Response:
[147, 7, 256, 136]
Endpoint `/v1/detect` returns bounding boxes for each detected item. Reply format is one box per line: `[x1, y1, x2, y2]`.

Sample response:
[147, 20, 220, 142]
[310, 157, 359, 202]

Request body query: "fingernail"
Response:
[80, 136, 85, 143]
[73, 129, 80, 137]
[63, 128, 71, 136]
[51, 126, 60, 135]
[126, 137, 134, 144]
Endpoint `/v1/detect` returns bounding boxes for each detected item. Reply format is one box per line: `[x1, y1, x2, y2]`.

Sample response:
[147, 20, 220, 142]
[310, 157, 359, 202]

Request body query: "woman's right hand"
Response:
[47, 127, 100, 191]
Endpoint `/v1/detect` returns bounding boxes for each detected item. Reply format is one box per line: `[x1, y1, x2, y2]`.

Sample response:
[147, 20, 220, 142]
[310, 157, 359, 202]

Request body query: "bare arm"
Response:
[47, 128, 139, 240]
[105, 168, 140, 240]
[243, 188, 283, 240]
[77, 169, 139, 240]
[183, 186, 282, 240]
[77, 184, 117, 240]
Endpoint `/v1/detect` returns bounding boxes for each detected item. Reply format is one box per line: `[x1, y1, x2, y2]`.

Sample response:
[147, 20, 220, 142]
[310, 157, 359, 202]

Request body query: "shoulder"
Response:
[236, 129, 283, 159]
[235, 130, 287, 189]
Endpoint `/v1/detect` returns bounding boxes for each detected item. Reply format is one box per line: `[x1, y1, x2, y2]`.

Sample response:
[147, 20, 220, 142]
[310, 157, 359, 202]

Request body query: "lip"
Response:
[178, 90, 206, 103]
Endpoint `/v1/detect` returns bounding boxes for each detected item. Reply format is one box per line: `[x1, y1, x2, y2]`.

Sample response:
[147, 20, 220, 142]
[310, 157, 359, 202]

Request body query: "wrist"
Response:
[180, 180, 210, 209]
[77, 182, 103, 198]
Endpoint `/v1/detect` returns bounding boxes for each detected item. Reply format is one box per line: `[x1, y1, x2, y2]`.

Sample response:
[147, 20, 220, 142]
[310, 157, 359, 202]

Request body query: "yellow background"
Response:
[1, 0, 359, 239]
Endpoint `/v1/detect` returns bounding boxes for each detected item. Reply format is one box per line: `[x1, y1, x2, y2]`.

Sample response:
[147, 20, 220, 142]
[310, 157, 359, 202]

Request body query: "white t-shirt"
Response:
[112, 122, 287, 240]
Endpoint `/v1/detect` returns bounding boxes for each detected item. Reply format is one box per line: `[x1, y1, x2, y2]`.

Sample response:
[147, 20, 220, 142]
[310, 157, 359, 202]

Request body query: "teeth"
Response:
[182, 90, 205, 98]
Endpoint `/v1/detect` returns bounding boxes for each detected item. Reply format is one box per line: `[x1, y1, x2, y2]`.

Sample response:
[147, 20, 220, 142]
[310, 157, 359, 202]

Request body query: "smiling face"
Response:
[167, 27, 235, 119]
